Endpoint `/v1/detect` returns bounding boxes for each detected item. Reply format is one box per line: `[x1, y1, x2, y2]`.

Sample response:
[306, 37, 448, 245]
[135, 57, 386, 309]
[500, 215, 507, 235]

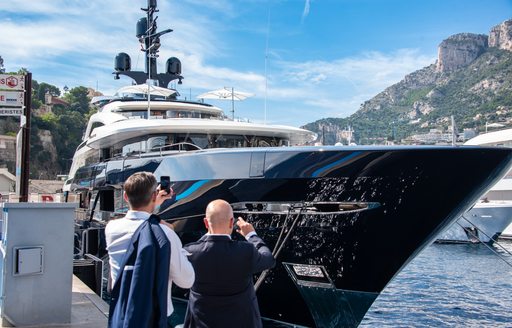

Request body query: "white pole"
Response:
[451, 115, 456, 146]
[231, 87, 234, 120]
[148, 55, 151, 120]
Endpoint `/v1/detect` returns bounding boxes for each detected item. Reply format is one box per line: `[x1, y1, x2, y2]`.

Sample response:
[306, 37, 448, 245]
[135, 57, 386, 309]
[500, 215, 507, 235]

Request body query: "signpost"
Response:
[0, 72, 31, 202]
[20, 73, 31, 202]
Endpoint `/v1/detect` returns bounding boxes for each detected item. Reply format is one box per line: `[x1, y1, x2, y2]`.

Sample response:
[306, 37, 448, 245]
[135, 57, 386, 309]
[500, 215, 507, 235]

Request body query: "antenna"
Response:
[113, 0, 183, 87]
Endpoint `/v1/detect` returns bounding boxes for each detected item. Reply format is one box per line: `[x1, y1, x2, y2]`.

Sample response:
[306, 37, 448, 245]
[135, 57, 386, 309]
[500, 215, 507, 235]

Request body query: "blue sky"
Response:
[1, 0, 511, 127]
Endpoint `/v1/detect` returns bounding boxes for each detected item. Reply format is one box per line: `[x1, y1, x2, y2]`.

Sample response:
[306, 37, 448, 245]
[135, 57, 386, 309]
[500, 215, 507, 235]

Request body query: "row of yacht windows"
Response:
[120, 110, 220, 120]
[106, 133, 289, 158]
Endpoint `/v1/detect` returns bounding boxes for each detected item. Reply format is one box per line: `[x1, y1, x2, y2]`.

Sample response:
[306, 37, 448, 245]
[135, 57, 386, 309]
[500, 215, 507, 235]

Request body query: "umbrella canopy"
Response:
[198, 87, 253, 101]
[486, 122, 505, 128]
[197, 87, 254, 119]
[115, 84, 177, 98]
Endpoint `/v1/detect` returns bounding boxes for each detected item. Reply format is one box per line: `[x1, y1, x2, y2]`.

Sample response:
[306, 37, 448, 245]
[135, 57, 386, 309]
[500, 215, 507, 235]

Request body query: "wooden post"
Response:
[19, 72, 31, 202]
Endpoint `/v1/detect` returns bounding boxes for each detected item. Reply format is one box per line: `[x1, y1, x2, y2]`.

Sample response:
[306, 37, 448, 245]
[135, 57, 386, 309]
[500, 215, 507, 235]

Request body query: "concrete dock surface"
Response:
[1, 275, 108, 328]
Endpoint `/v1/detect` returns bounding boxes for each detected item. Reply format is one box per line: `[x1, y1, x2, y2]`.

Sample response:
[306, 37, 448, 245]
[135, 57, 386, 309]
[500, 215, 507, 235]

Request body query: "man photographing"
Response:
[183, 199, 276, 328]
[106, 172, 194, 327]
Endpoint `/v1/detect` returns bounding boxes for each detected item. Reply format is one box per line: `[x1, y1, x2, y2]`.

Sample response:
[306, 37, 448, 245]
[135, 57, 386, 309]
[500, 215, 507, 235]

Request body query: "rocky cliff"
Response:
[436, 33, 488, 72]
[489, 19, 512, 51]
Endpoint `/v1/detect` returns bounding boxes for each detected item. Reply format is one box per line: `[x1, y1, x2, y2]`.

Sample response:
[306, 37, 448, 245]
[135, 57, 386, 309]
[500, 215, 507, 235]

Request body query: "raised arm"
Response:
[237, 217, 276, 273]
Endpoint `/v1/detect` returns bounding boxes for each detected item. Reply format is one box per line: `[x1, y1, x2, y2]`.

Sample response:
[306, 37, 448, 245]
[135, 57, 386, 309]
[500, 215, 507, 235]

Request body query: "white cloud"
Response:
[236, 48, 436, 124]
[302, 0, 311, 22]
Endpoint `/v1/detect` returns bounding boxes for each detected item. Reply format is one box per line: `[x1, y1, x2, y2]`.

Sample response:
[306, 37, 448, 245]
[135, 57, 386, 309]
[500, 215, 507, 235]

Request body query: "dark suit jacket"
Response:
[183, 234, 275, 328]
[108, 215, 170, 328]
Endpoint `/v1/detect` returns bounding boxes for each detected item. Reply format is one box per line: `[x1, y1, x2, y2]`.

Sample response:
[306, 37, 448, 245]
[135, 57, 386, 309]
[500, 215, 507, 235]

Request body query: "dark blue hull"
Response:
[69, 146, 512, 327]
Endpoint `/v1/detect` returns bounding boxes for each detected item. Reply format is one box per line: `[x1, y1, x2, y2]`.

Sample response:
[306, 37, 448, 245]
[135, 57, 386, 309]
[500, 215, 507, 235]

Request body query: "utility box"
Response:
[0, 202, 76, 326]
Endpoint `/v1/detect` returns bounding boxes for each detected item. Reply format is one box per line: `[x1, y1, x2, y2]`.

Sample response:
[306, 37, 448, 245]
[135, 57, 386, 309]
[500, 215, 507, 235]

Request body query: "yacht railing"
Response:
[151, 142, 203, 154]
[109, 142, 203, 161]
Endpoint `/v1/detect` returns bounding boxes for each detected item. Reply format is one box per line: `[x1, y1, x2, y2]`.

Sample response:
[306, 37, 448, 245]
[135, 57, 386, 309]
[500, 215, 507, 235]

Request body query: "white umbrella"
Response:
[485, 122, 505, 132]
[486, 122, 505, 128]
[115, 84, 177, 98]
[197, 87, 254, 119]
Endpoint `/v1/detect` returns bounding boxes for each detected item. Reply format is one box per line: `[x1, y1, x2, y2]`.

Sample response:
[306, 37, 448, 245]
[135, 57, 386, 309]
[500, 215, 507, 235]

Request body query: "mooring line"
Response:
[459, 215, 512, 258]
[456, 217, 512, 269]
[255, 205, 304, 291]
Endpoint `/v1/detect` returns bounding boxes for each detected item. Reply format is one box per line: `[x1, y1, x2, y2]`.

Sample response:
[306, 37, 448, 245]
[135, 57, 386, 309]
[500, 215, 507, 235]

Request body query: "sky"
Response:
[1, 0, 511, 127]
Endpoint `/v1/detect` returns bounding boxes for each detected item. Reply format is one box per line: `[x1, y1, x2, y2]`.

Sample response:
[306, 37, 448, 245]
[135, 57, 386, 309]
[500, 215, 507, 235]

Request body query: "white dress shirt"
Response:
[105, 210, 195, 316]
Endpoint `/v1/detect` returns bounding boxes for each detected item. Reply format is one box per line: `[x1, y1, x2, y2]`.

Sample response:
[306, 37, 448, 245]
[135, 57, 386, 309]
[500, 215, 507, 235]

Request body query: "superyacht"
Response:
[65, 1, 512, 326]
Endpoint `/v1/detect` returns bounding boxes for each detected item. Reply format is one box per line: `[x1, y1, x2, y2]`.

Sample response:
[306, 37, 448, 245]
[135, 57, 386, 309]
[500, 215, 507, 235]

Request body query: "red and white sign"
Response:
[0, 74, 25, 91]
[0, 90, 24, 106]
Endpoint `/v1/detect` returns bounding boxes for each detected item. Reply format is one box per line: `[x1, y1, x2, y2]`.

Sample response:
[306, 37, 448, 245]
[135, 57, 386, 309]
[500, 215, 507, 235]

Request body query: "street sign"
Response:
[0, 90, 24, 106]
[0, 107, 23, 116]
[0, 74, 25, 91]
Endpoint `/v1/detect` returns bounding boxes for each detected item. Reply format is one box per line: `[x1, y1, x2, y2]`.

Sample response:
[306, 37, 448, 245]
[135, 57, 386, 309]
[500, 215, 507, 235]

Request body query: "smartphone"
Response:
[160, 176, 171, 194]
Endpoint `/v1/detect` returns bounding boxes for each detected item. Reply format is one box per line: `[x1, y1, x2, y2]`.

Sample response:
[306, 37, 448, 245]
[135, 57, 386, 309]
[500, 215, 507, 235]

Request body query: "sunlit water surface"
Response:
[360, 241, 512, 327]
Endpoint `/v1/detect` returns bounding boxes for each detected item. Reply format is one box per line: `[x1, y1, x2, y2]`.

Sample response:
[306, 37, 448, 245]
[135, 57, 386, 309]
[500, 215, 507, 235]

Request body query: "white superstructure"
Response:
[464, 128, 512, 237]
[65, 84, 316, 190]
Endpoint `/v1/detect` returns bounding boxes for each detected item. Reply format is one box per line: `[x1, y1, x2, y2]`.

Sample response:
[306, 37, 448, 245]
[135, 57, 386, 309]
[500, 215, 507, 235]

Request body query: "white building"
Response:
[0, 168, 15, 199]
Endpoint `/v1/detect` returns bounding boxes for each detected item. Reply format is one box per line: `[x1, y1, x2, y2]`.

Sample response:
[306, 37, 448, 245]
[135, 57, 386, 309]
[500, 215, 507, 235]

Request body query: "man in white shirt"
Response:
[105, 172, 195, 320]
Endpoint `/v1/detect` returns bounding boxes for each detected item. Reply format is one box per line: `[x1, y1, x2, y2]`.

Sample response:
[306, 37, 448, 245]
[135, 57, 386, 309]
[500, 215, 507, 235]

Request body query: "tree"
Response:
[64, 86, 90, 114]
[36, 82, 61, 102]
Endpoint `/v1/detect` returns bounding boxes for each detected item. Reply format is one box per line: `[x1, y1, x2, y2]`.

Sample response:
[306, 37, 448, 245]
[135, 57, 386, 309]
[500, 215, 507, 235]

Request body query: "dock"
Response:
[1, 275, 108, 328]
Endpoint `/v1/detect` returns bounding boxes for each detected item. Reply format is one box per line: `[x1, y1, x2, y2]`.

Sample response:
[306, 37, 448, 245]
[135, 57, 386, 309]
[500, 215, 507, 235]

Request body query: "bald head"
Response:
[204, 199, 234, 234]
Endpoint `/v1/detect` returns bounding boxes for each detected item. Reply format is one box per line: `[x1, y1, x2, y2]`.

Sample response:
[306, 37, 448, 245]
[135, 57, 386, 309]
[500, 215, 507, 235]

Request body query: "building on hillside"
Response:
[38, 92, 70, 115]
[87, 87, 103, 99]
[0, 168, 15, 197]
[408, 129, 454, 144]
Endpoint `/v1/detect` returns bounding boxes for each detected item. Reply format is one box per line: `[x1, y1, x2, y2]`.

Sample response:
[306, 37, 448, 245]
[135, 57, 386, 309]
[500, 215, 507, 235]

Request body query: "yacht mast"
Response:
[113, 0, 184, 116]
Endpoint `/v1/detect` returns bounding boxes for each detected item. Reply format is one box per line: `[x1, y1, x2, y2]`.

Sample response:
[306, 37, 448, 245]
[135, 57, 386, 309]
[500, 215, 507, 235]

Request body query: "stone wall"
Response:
[38, 130, 58, 162]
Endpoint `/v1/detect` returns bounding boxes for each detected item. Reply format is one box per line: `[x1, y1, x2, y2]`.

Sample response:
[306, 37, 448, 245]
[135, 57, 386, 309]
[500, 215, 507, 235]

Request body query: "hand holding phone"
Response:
[160, 176, 171, 194]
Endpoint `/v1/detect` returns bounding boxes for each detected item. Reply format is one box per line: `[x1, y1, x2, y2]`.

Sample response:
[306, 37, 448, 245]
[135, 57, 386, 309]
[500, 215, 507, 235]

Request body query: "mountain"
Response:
[303, 19, 512, 145]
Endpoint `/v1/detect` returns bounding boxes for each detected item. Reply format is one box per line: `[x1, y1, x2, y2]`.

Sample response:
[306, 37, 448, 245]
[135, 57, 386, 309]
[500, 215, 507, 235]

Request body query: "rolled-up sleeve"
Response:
[161, 225, 195, 288]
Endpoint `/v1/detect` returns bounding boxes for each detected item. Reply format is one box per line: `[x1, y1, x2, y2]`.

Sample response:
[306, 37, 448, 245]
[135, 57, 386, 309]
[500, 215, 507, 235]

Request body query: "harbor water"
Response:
[172, 241, 512, 327]
[360, 241, 512, 327]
